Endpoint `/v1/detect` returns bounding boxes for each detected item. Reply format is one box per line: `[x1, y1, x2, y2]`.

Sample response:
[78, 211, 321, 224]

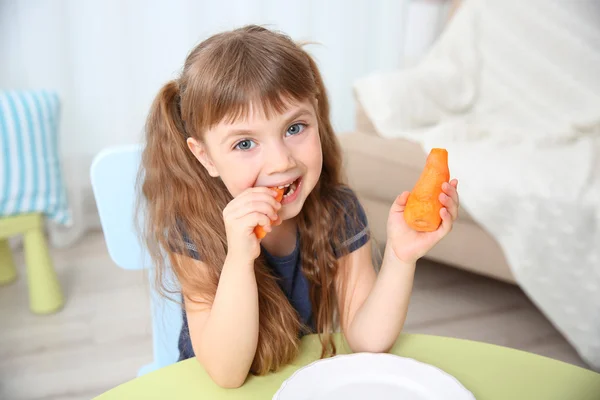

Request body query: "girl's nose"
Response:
[264, 142, 296, 174]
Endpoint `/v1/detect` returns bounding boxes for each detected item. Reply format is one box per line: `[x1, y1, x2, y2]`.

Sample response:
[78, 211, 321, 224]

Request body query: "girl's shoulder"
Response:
[181, 231, 201, 261]
[333, 184, 368, 223]
[170, 217, 202, 261]
[330, 185, 370, 257]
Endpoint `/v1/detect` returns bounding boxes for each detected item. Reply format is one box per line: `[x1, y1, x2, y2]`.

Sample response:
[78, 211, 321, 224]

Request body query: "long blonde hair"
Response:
[140, 25, 365, 375]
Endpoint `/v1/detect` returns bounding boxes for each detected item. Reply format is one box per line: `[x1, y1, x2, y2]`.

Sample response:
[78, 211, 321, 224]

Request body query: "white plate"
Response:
[273, 353, 475, 400]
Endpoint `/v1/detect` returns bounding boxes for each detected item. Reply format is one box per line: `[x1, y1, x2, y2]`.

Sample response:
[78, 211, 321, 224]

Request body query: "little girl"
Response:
[140, 25, 459, 388]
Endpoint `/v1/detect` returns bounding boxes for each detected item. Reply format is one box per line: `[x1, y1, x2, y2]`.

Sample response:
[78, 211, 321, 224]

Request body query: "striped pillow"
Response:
[0, 90, 71, 225]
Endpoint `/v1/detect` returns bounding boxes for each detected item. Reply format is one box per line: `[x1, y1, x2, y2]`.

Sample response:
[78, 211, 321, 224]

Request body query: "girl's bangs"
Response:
[220, 90, 307, 126]
[200, 59, 315, 129]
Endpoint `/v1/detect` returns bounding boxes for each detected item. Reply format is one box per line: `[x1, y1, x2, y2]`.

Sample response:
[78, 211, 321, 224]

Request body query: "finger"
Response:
[226, 189, 279, 213]
[227, 193, 281, 218]
[391, 191, 410, 212]
[235, 186, 281, 201]
[436, 207, 453, 239]
[244, 212, 272, 232]
[226, 203, 279, 224]
[448, 180, 460, 217]
[246, 192, 283, 210]
[438, 193, 458, 221]
[442, 182, 459, 205]
[272, 216, 282, 226]
[241, 200, 280, 221]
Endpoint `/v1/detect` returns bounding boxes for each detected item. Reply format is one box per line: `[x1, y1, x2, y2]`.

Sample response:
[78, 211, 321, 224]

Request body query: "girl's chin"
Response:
[278, 201, 304, 222]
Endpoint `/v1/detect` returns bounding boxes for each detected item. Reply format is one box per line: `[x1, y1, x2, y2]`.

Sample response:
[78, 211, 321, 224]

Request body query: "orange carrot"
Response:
[254, 187, 285, 239]
[403, 148, 450, 232]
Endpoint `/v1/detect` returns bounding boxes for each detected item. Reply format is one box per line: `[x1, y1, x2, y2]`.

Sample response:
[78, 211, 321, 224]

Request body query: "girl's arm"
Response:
[336, 242, 414, 353]
[339, 180, 459, 352]
[181, 186, 281, 388]
[180, 254, 259, 389]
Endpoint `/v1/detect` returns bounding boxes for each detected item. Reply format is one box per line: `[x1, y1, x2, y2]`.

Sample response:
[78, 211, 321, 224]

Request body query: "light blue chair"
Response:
[90, 144, 182, 376]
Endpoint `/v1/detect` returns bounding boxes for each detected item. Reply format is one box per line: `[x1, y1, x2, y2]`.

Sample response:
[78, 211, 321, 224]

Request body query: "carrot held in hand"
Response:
[403, 148, 450, 232]
[254, 187, 285, 239]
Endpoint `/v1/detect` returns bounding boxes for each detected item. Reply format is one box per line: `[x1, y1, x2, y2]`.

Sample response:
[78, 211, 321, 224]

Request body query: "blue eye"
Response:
[286, 123, 306, 137]
[234, 139, 256, 151]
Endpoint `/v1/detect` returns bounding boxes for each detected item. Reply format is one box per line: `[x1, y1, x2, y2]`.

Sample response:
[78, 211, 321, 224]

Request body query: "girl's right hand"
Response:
[223, 187, 282, 264]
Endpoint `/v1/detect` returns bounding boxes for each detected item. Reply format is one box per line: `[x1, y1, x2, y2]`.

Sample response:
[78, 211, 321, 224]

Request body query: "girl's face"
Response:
[187, 98, 323, 221]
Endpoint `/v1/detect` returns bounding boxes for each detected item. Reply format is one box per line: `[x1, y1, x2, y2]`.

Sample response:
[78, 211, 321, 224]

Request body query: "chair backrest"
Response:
[90, 144, 147, 270]
[90, 145, 182, 375]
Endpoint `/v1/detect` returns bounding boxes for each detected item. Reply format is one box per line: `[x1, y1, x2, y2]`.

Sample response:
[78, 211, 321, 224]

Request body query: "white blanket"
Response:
[354, 0, 600, 370]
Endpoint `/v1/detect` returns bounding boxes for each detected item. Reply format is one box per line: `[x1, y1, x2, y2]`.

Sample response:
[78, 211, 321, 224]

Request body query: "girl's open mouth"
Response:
[278, 177, 302, 204]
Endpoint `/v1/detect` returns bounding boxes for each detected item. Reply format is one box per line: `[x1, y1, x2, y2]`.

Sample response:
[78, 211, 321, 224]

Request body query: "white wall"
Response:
[0, 0, 448, 246]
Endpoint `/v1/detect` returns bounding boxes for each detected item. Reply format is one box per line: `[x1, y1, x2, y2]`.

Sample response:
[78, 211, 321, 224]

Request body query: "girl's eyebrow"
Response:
[282, 107, 313, 127]
[221, 129, 253, 145]
[220, 107, 313, 145]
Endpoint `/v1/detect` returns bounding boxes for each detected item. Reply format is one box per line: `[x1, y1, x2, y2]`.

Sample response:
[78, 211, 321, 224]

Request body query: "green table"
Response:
[95, 333, 600, 399]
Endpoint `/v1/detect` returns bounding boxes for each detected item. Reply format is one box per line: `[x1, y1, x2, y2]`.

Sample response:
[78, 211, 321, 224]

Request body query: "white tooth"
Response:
[278, 185, 284, 189]
[284, 185, 296, 197]
[284, 183, 291, 187]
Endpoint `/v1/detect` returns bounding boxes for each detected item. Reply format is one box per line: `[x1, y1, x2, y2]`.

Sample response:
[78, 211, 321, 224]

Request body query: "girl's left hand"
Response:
[386, 179, 460, 265]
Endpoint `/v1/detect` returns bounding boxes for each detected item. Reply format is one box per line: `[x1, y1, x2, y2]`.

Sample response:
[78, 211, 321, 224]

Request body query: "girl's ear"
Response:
[186, 137, 219, 177]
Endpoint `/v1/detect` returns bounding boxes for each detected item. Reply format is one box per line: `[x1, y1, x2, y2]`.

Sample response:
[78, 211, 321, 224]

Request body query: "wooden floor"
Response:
[0, 230, 589, 399]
